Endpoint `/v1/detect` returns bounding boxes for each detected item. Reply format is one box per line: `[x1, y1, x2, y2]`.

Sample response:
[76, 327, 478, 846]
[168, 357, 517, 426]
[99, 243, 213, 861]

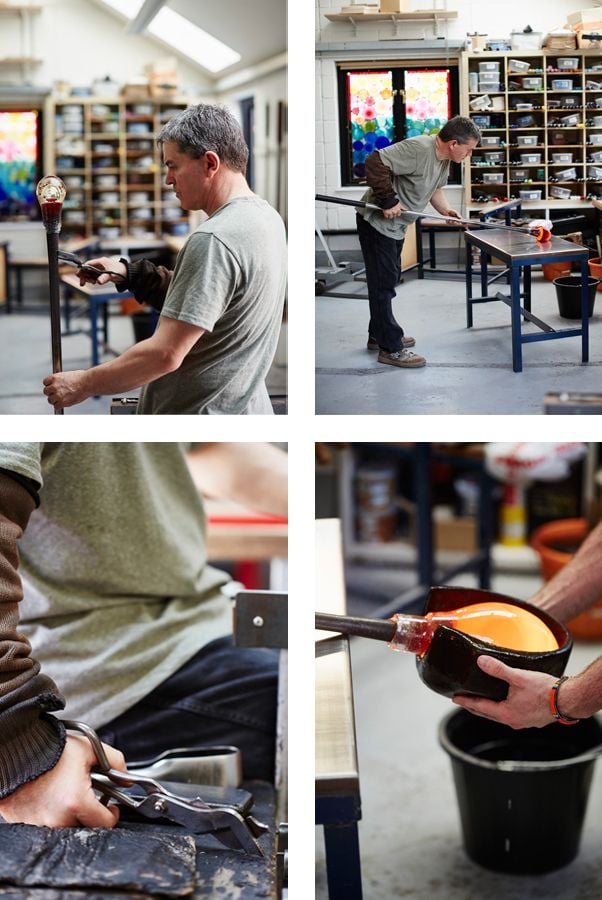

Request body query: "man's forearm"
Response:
[562, 655, 602, 720]
[82, 337, 178, 397]
[430, 189, 450, 216]
[529, 521, 602, 622]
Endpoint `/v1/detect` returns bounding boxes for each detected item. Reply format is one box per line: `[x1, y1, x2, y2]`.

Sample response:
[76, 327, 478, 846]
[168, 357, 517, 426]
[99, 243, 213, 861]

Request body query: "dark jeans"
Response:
[357, 214, 405, 353]
[98, 636, 279, 781]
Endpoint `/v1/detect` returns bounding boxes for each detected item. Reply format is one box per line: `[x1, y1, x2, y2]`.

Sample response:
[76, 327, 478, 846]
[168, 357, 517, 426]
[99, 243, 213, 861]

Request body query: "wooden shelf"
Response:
[45, 95, 193, 239]
[462, 49, 602, 207]
[325, 10, 457, 22]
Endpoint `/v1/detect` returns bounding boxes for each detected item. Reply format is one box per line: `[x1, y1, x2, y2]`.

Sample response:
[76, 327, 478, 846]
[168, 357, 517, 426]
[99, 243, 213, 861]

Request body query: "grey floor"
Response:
[0, 310, 287, 414]
[315, 273, 602, 415]
[315, 567, 602, 900]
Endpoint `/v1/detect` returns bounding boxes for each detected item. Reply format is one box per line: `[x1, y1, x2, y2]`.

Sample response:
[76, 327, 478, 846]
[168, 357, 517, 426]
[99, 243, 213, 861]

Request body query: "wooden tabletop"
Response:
[206, 500, 287, 561]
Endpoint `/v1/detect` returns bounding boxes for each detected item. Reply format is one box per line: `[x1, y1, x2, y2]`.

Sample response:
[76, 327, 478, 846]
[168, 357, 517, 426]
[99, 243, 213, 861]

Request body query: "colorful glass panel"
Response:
[0, 111, 38, 208]
[347, 71, 394, 181]
[404, 69, 451, 138]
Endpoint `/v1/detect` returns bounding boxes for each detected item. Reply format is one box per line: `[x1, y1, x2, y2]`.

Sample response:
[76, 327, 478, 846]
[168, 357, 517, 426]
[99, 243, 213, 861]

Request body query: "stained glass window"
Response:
[347, 71, 394, 181]
[338, 65, 458, 186]
[0, 111, 38, 212]
[404, 69, 451, 138]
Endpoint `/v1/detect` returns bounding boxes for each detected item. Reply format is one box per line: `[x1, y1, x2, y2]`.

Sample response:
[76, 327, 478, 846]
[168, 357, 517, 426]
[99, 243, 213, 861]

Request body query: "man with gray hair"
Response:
[356, 115, 480, 369]
[43, 104, 287, 414]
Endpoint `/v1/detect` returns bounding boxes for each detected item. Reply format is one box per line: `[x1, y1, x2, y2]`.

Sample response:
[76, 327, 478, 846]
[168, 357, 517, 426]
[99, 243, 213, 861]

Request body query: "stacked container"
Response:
[478, 61, 501, 93]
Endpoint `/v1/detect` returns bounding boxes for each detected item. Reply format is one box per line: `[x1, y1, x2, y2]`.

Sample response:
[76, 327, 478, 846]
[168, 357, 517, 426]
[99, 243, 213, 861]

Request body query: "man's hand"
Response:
[382, 202, 406, 220]
[0, 733, 126, 827]
[79, 257, 127, 287]
[453, 656, 557, 729]
[43, 370, 91, 410]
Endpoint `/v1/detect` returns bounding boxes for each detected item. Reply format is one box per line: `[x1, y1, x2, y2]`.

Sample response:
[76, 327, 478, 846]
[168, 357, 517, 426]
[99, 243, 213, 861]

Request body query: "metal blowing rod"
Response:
[315, 611, 396, 642]
[36, 175, 67, 415]
[315, 193, 536, 235]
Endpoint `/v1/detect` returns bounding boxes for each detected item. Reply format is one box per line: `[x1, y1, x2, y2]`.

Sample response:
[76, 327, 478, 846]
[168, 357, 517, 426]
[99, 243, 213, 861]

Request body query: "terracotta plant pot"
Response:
[588, 257, 602, 292]
[531, 518, 602, 639]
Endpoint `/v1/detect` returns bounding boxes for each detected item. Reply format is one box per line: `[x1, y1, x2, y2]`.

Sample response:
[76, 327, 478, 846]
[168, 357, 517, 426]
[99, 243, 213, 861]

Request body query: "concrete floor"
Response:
[0, 310, 287, 414]
[315, 273, 602, 415]
[315, 567, 602, 899]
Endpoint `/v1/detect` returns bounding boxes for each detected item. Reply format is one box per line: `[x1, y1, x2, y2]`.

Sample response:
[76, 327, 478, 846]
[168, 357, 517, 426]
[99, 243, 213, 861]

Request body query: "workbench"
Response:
[464, 229, 590, 373]
[0, 781, 277, 899]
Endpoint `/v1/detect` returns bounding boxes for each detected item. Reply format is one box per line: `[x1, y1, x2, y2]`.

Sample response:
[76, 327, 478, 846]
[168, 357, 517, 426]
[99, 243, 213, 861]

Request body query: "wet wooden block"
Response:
[0, 825, 196, 897]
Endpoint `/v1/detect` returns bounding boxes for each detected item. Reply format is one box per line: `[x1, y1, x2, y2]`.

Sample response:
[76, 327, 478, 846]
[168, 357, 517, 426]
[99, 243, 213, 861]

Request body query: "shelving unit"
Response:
[44, 95, 192, 240]
[461, 49, 602, 216]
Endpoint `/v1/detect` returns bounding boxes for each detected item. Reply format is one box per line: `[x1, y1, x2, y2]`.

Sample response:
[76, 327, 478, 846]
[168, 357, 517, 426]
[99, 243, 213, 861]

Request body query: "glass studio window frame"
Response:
[337, 62, 460, 187]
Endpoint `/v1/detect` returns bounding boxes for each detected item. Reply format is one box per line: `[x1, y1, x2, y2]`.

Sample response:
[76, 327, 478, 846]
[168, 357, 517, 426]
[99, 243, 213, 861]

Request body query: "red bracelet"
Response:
[549, 676, 580, 725]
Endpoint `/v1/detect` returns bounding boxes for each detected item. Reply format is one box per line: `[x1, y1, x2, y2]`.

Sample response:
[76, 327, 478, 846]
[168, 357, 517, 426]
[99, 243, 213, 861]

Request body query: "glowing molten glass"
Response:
[36, 175, 66, 233]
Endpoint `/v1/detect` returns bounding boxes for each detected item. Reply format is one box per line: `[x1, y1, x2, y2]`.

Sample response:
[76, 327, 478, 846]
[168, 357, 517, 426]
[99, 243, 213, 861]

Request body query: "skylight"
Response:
[98, 0, 241, 74]
[148, 9, 241, 73]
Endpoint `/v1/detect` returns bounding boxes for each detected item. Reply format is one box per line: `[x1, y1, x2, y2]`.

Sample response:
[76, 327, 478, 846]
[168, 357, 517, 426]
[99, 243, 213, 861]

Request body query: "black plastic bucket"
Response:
[553, 276, 598, 319]
[439, 709, 602, 874]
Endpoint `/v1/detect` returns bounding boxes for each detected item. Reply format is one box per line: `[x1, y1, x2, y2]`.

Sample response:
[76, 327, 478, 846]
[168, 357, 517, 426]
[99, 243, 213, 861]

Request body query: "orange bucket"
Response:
[588, 257, 602, 292]
[542, 261, 571, 282]
[531, 518, 602, 640]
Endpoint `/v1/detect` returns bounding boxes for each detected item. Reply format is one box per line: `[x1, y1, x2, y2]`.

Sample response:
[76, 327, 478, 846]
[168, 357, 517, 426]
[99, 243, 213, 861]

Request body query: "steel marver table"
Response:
[463, 228, 590, 372]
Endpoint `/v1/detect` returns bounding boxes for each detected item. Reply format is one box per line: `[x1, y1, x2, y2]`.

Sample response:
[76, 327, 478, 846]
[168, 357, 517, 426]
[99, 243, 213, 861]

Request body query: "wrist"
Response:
[549, 676, 582, 724]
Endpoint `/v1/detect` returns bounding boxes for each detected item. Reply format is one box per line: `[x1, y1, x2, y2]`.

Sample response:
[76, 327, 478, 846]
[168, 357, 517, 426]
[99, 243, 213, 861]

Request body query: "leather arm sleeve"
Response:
[0, 473, 66, 799]
[365, 151, 399, 210]
[115, 258, 174, 313]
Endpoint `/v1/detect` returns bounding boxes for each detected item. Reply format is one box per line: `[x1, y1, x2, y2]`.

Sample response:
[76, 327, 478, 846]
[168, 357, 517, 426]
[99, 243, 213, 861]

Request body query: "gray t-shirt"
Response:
[359, 135, 450, 239]
[138, 196, 287, 415]
[0, 442, 232, 727]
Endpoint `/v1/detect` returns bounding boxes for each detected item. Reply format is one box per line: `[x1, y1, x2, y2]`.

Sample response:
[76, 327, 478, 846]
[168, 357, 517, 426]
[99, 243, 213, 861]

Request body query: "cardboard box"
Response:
[379, 0, 412, 11]
[576, 27, 602, 49]
[567, 8, 602, 26]
[545, 33, 577, 50]
[121, 83, 150, 101]
[434, 515, 478, 553]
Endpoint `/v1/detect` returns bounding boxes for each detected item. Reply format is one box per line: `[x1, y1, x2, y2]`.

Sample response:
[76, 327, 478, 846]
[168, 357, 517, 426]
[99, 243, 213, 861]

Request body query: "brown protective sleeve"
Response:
[115, 258, 173, 313]
[0, 473, 65, 799]
[365, 151, 399, 209]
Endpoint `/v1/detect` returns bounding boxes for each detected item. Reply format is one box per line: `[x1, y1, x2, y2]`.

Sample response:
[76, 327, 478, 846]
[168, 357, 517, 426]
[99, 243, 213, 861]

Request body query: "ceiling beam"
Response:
[126, 0, 166, 34]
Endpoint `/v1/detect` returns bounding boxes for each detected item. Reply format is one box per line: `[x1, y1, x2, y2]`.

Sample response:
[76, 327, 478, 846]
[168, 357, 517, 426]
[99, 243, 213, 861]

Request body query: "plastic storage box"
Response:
[481, 135, 501, 147]
[552, 152, 574, 163]
[522, 77, 543, 89]
[590, 150, 602, 162]
[513, 170, 529, 182]
[556, 167, 578, 180]
[519, 189, 542, 200]
[517, 135, 538, 146]
[484, 152, 505, 162]
[591, 134, 602, 144]
[472, 115, 491, 127]
[588, 166, 602, 179]
[508, 59, 531, 74]
[552, 79, 574, 90]
[561, 114, 580, 126]
[483, 173, 505, 183]
[557, 58, 579, 69]
[479, 62, 500, 72]
[520, 153, 542, 163]
[550, 185, 572, 199]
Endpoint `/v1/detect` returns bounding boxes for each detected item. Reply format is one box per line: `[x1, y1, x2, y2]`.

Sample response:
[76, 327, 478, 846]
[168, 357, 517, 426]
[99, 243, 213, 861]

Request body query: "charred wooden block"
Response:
[0, 825, 196, 897]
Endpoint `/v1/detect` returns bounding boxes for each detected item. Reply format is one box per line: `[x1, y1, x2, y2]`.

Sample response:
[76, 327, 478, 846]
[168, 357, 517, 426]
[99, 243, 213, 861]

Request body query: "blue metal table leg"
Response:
[510, 264, 523, 372]
[416, 218, 424, 279]
[480, 249, 487, 298]
[415, 443, 433, 587]
[523, 264, 531, 316]
[429, 229, 436, 270]
[465, 238, 473, 327]
[323, 823, 363, 900]
[581, 257, 590, 363]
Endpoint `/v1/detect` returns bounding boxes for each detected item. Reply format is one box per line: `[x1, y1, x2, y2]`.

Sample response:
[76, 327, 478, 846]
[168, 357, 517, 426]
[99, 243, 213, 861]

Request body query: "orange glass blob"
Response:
[428, 601, 559, 653]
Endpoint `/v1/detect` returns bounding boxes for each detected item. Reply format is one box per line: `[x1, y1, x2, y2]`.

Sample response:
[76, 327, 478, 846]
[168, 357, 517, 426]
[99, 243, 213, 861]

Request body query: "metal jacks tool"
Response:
[315, 194, 553, 242]
[64, 720, 268, 857]
[36, 175, 66, 414]
[58, 251, 125, 281]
